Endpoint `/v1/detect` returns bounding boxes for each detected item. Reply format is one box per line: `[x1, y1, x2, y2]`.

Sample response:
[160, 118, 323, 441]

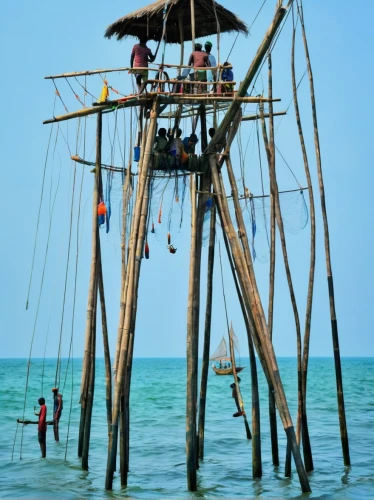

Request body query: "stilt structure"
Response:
[33, 0, 350, 496]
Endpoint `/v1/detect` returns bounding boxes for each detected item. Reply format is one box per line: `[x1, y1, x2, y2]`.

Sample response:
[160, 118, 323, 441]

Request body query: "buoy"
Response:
[145, 241, 150, 259]
[167, 232, 171, 245]
[98, 201, 106, 225]
[151, 223, 155, 233]
[98, 201, 107, 216]
[233, 410, 245, 418]
[158, 208, 162, 224]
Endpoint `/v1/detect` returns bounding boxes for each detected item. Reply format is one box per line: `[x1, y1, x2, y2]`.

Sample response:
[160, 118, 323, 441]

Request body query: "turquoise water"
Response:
[0, 357, 373, 499]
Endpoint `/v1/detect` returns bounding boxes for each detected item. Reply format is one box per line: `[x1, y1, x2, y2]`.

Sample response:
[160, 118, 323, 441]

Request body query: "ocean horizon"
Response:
[0, 357, 373, 498]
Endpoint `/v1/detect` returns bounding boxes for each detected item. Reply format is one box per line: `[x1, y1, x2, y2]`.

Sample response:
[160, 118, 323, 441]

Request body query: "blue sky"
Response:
[1, 0, 373, 360]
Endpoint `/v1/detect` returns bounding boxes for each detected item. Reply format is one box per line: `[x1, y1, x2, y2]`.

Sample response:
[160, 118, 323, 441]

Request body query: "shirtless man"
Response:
[52, 388, 63, 442]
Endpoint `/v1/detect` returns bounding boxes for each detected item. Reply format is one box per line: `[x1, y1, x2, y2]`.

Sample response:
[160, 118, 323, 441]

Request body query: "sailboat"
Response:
[210, 326, 245, 375]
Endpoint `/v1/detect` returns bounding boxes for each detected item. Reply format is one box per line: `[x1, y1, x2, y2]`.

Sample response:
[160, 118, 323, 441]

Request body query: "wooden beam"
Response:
[242, 111, 286, 121]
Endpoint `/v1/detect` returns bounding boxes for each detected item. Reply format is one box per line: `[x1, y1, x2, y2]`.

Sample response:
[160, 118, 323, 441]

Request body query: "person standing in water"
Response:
[52, 388, 63, 442]
[35, 397, 47, 458]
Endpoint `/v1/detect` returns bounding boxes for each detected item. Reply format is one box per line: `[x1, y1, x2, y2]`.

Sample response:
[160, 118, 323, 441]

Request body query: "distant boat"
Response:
[210, 328, 245, 376]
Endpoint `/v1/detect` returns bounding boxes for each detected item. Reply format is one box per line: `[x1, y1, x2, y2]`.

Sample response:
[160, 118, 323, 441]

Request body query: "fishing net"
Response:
[227, 189, 309, 262]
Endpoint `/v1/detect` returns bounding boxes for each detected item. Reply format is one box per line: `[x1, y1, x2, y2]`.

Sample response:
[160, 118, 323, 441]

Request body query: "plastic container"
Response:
[133, 146, 140, 162]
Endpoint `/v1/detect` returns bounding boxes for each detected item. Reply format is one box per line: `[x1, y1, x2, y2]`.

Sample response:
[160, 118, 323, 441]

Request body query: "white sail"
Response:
[229, 325, 240, 354]
[209, 337, 227, 360]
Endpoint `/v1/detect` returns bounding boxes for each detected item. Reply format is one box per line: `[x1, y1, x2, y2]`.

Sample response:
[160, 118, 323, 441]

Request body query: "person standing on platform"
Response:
[130, 36, 156, 94]
[188, 43, 209, 93]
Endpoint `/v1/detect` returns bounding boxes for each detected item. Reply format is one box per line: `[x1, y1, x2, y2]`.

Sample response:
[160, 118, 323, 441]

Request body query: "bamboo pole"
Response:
[82, 276, 97, 470]
[44, 62, 231, 80]
[190, 0, 195, 51]
[105, 102, 158, 490]
[198, 202, 216, 460]
[113, 129, 147, 382]
[208, 6, 287, 153]
[291, 9, 315, 472]
[209, 153, 311, 492]
[120, 174, 151, 486]
[43, 97, 280, 125]
[242, 111, 286, 121]
[97, 235, 112, 433]
[267, 54, 279, 467]
[186, 173, 197, 491]
[178, 11, 184, 76]
[78, 111, 102, 458]
[221, 115, 272, 388]
[299, 1, 350, 465]
[259, 93, 303, 477]
[219, 221, 261, 477]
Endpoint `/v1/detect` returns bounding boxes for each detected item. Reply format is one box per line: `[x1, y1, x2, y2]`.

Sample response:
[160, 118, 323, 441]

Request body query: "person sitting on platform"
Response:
[188, 43, 209, 94]
[182, 133, 199, 154]
[130, 36, 156, 94]
[222, 62, 234, 93]
[154, 128, 169, 153]
[168, 128, 187, 166]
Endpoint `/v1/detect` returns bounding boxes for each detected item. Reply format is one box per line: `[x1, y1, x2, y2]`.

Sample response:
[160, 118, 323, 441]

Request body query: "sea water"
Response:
[0, 357, 373, 499]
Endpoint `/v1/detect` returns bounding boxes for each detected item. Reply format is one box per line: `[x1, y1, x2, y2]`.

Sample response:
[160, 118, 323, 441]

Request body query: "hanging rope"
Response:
[218, 241, 230, 335]
[19, 124, 63, 459]
[25, 97, 57, 310]
[255, 114, 270, 247]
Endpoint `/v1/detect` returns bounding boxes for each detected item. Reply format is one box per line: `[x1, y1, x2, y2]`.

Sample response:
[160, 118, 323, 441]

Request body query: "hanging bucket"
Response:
[133, 146, 140, 162]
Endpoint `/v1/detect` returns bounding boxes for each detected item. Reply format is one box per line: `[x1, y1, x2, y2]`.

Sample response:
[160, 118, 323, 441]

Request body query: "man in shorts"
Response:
[130, 36, 156, 93]
[188, 43, 209, 93]
[52, 388, 63, 442]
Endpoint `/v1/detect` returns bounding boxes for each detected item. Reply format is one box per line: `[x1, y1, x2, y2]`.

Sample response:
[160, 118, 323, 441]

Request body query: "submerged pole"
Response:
[198, 202, 216, 460]
[291, 7, 315, 471]
[209, 153, 311, 493]
[78, 110, 102, 463]
[299, 1, 350, 465]
[259, 95, 303, 477]
[186, 173, 198, 490]
[105, 102, 158, 490]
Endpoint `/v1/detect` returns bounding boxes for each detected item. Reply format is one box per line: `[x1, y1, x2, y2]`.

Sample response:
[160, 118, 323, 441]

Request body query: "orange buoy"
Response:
[98, 201, 107, 216]
[145, 241, 150, 259]
[167, 232, 171, 245]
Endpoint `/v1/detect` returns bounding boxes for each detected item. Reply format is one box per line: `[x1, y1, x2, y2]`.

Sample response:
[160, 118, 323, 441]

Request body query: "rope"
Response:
[54, 124, 80, 389]
[218, 241, 230, 335]
[255, 115, 270, 247]
[226, 0, 268, 61]
[65, 77, 85, 107]
[275, 144, 302, 188]
[52, 79, 68, 113]
[64, 114, 87, 459]
[25, 97, 56, 310]
[74, 76, 97, 101]
[19, 122, 63, 458]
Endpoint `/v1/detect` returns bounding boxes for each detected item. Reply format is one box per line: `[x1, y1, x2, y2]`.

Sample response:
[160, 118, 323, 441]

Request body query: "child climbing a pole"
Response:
[130, 36, 156, 94]
[52, 388, 63, 442]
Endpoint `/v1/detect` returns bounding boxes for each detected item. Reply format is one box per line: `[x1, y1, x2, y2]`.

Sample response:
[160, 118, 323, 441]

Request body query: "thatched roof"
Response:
[104, 0, 248, 43]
